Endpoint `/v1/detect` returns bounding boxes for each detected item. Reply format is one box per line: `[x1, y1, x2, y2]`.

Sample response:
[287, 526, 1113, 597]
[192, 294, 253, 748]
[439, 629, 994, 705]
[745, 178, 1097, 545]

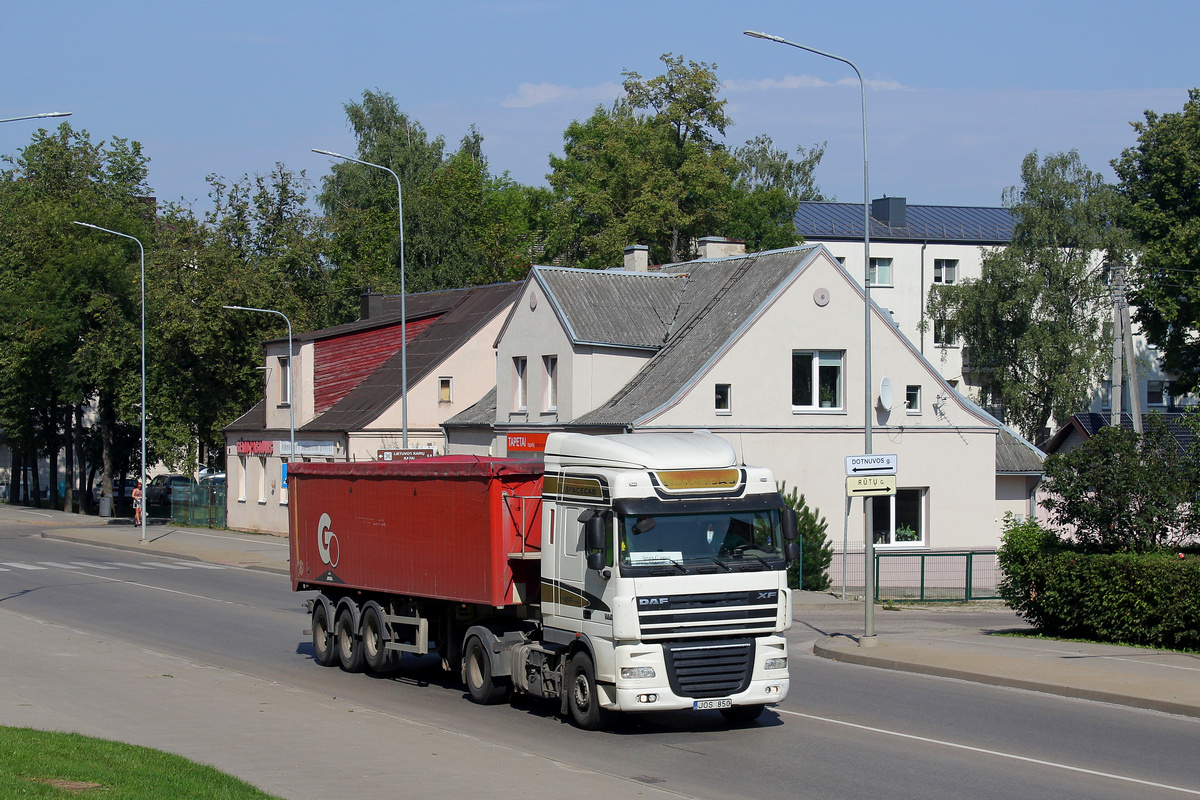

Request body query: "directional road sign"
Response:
[845, 453, 898, 476]
[846, 475, 898, 497]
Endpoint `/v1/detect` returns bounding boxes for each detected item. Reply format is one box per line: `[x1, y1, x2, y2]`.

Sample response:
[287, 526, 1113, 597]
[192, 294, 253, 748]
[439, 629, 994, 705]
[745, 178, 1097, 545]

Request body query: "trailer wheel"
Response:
[311, 602, 337, 667]
[463, 636, 510, 704]
[567, 652, 611, 731]
[720, 704, 765, 724]
[335, 608, 365, 672]
[361, 603, 397, 673]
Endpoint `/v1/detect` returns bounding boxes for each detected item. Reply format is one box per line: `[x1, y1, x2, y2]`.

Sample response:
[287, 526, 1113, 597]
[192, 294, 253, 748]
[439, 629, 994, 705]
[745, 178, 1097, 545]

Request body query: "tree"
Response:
[0, 123, 152, 508]
[926, 150, 1123, 442]
[546, 54, 823, 269]
[1113, 88, 1200, 393]
[1040, 415, 1199, 553]
[779, 482, 833, 591]
[319, 91, 542, 314]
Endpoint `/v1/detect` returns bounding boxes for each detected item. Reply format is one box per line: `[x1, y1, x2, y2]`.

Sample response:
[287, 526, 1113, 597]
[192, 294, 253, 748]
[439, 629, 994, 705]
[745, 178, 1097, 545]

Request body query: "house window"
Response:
[278, 356, 291, 406]
[1147, 380, 1169, 406]
[871, 488, 926, 546]
[257, 456, 267, 504]
[835, 256, 846, 265]
[439, 377, 453, 404]
[933, 259, 958, 284]
[869, 257, 893, 286]
[715, 384, 731, 415]
[792, 350, 844, 410]
[237, 455, 247, 503]
[933, 319, 956, 347]
[513, 356, 528, 411]
[1101, 380, 1112, 410]
[905, 385, 921, 414]
[280, 458, 288, 506]
[543, 355, 558, 411]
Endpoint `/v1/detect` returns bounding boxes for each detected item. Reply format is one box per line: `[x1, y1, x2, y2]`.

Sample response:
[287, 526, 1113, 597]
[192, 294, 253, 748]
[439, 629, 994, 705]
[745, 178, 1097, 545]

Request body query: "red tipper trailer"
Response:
[288, 457, 544, 607]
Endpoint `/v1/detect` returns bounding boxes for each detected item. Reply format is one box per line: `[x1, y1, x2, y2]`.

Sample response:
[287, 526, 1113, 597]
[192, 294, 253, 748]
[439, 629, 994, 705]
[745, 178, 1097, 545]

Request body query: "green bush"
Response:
[997, 514, 1200, 650]
[780, 482, 832, 591]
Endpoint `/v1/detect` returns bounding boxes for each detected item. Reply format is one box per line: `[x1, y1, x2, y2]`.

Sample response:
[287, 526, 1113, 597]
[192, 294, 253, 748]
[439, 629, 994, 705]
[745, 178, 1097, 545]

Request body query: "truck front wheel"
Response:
[311, 603, 336, 667]
[335, 608, 365, 672]
[567, 652, 611, 731]
[463, 636, 510, 705]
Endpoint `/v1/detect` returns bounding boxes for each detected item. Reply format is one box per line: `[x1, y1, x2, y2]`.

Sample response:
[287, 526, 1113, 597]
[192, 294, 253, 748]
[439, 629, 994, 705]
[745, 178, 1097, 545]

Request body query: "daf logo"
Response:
[638, 597, 671, 607]
[756, 591, 778, 601]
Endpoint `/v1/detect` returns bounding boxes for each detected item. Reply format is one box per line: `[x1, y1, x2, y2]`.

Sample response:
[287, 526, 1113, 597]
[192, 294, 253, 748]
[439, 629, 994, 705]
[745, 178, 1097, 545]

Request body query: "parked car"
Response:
[145, 474, 196, 506]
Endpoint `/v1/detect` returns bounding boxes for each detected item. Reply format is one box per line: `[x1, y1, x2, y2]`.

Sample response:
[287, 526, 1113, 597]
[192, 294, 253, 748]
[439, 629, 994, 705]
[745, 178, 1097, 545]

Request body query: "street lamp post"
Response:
[312, 148, 408, 449]
[223, 306, 295, 478]
[0, 111, 71, 124]
[744, 30, 877, 645]
[73, 221, 146, 542]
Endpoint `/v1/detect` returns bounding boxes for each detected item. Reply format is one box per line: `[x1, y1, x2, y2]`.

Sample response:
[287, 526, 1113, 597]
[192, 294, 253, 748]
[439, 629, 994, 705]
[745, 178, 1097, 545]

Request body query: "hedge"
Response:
[998, 517, 1200, 651]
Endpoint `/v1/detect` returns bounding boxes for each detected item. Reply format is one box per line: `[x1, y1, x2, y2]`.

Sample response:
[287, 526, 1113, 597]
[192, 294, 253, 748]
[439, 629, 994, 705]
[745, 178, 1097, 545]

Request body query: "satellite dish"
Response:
[879, 377, 894, 410]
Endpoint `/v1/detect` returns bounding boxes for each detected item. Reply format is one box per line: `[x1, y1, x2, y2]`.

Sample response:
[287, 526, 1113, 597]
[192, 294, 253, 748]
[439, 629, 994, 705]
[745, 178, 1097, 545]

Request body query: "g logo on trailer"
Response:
[316, 512, 340, 568]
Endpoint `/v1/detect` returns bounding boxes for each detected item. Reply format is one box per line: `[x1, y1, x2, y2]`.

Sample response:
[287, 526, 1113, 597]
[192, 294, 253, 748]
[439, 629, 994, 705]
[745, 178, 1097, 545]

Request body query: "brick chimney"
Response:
[697, 237, 747, 259]
[623, 244, 649, 272]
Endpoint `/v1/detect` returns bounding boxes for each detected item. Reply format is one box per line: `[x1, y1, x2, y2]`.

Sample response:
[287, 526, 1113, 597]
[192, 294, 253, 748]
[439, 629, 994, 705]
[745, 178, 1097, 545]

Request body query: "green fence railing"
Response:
[874, 550, 999, 602]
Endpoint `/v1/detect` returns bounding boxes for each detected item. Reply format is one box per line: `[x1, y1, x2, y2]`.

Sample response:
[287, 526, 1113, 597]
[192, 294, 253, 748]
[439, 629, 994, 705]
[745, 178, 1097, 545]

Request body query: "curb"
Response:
[813, 635, 1200, 720]
[38, 531, 291, 577]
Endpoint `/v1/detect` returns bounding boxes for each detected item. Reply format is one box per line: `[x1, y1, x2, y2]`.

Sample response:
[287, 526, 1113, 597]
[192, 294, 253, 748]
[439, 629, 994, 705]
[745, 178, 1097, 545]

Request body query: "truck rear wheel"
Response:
[335, 608, 365, 672]
[463, 636, 510, 704]
[567, 652, 611, 731]
[361, 603, 397, 673]
[311, 602, 336, 667]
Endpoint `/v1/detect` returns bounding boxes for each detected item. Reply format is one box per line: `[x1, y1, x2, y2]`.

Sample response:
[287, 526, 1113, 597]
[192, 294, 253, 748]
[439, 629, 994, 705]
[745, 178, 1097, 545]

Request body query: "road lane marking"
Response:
[182, 562, 226, 569]
[169, 530, 288, 547]
[61, 570, 236, 605]
[38, 562, 84, 570]
[2, 562, 46, 570]
[70, 562, 118, 570]
[777, 708, 1200, 796]
[141, 561, 191, 570]
[107, 562, 155, 570]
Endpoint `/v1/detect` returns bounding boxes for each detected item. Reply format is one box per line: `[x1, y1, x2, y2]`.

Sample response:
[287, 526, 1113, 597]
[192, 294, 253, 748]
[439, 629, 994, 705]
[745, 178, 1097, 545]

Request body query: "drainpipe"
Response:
[919, 242, 927, 354]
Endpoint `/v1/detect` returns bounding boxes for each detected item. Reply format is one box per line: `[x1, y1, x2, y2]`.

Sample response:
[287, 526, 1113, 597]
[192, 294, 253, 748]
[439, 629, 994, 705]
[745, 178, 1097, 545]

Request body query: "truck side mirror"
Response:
[785, 540, 802, 564]
[584, 515, 606, 551]
[782, 507, 799, 542]
[587, 552, 606, 571]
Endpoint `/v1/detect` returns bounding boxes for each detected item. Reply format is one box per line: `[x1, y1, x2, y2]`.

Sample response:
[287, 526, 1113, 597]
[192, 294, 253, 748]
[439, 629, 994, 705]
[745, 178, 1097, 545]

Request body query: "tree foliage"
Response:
[779, 482, 833, 591]
[546, 54, 823, 269]
[926, 150, 1123, 442]
[1040, 415, 1200, 553]
[1113, 88, 1200, 393]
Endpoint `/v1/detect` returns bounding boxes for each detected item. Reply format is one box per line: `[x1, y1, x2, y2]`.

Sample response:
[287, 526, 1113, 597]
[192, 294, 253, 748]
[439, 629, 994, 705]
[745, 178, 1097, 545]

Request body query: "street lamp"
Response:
[0, 111, 71, 124]
[744, 30, 878, 646]
[73, 221, 146, 542]
[312, 148, 408, 448]
[223, 306, 295, 479]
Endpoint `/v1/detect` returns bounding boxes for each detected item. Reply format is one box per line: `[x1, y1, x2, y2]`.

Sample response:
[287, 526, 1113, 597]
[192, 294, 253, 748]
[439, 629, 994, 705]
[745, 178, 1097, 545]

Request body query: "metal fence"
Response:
[169, 484, 226, 529]
[830, 550, 1001, 602]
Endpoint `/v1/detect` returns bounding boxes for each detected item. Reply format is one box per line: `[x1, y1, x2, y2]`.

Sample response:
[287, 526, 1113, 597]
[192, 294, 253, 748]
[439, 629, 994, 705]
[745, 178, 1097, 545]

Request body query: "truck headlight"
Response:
[620, 666, 656, 679]
[764, 657, 787, 671]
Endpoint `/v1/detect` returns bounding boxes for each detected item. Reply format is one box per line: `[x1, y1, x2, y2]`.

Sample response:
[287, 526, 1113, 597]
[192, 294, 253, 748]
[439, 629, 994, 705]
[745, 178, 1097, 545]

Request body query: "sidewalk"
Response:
[9, 503, 1200, 720]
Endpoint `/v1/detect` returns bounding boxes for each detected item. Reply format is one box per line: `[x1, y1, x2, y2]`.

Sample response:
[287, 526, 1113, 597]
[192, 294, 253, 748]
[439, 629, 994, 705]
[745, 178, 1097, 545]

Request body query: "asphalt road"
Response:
[3, 520, 1199, 800]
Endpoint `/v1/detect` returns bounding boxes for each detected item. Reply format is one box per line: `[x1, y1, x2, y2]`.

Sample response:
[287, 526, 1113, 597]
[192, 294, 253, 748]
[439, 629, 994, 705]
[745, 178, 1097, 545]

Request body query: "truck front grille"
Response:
[663, 639, 753, 698]
[636, 590, 778, 641]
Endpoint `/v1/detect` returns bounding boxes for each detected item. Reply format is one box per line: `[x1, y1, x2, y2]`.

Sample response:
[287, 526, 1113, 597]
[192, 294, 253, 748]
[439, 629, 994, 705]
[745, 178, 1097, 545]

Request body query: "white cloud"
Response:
[723, 74, 911, 93]
[501, 81, 622, 108]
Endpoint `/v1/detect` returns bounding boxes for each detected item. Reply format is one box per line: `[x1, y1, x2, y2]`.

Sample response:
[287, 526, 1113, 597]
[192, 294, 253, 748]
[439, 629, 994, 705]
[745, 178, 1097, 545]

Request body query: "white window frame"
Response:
[933, 319, 957, 348]
[278, 356, 291, 407]
[792, 350, 844, 411]
[513, 356, 528, 412]
[257, 456, 267, 505]
[439, 376, 453, 404]
[715, 383, 732, 415]
[542, 355, 558, 412]
[933, 259, 958, 284]
[869, 257, 893, 287]
[1147, 380, 1169, 407]
[871, 488, 927, 547]
[905, 385, 921, 415]
[237, 455, 247, 503]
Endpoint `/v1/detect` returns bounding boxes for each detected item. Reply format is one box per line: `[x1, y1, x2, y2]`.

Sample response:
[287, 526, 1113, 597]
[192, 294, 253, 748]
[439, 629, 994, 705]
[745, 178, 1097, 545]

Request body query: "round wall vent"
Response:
[813, 288, 830, 307]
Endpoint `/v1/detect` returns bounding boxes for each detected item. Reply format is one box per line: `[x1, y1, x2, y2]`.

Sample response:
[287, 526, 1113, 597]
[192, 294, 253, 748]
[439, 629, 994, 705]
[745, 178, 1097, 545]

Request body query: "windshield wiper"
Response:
[644, 558, 687, 575]
[702, 556, 733, 572]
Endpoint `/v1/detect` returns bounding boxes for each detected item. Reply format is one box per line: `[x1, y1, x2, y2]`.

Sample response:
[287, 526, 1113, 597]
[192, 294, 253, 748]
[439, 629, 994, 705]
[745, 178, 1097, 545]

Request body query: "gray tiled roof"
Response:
[224, 399, 265, 433]
[995, 428, 1046, 473]
[443, 386, 497, 428]
[796, 201, 1013, 244]
[302, 282, 520, 432]
[536, 267, 684, 349]
[1043, 412, 1196, 455]
[574, 247, 823, 426]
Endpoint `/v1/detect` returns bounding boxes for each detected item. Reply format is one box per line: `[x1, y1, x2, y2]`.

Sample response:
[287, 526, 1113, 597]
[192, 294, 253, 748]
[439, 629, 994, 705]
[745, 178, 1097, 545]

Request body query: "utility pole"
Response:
[1111, 265, 1143, 433]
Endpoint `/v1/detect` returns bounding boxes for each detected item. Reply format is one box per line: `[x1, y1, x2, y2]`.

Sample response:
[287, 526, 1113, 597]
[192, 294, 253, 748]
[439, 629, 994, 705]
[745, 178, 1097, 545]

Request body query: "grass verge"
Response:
[0, 727, 283, 799]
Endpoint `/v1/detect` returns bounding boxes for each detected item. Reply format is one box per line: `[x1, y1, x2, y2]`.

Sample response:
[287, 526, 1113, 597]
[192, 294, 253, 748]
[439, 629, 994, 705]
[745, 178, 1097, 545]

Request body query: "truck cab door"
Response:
[550, 506, 588, 631]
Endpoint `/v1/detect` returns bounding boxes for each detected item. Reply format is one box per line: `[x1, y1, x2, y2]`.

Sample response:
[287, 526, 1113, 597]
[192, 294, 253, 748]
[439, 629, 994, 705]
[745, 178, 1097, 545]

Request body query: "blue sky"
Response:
[4, 1, 1196, 212]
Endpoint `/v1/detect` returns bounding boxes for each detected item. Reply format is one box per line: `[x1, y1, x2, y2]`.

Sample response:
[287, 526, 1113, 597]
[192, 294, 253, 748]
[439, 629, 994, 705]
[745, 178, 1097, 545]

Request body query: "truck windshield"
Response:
[618, 509, 786, 574]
